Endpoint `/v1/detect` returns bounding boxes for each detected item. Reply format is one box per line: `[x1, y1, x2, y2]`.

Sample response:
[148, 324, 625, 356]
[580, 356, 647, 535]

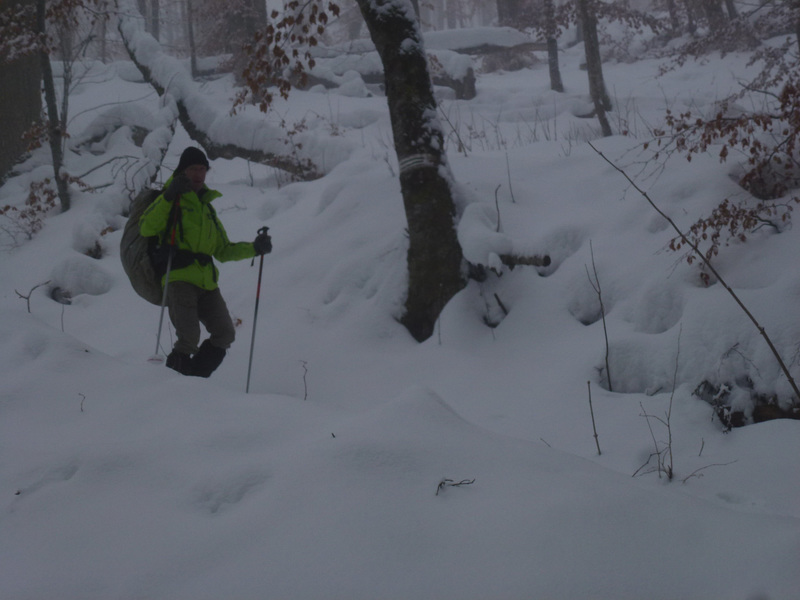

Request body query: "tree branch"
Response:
[589, 142, 800, 402]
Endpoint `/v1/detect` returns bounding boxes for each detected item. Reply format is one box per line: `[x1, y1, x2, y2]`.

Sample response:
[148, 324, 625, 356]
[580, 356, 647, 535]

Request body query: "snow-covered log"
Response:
[306, 48, 476, 100]
[116, 2, 339, 181]
[70, 91, 178, 197]
[305, 27, 547, 101]
[422, 26, 545, 56]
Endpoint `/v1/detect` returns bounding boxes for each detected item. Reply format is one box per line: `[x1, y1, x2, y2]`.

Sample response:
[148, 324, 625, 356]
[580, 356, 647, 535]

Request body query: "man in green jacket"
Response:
[140, 147, 272, 377]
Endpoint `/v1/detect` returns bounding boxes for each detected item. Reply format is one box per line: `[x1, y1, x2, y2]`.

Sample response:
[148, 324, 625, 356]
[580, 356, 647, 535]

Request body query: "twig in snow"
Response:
[494, 184, 502, 232]
[587, 381, 602, 455]
[299, 360, 309, 400]
[493, 293, 509, 317]
[585, 241, 612, 391]
[435, 478, 476, 496]
[505, 151, 517, 203]
[15, 281, 50, 313]
[681, 461, 737, 484]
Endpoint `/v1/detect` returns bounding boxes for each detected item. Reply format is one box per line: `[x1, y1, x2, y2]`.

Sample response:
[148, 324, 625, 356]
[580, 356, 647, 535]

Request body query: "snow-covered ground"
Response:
[1, 27, 799, 600]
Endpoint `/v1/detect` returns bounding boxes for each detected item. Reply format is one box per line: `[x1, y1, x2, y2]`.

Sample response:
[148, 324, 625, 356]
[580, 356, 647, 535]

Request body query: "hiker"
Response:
[139, 147, 272, 377]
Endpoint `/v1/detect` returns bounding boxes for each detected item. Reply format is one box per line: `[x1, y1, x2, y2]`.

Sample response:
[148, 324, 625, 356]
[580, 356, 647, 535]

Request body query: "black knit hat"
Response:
[175, 147, 209, 174]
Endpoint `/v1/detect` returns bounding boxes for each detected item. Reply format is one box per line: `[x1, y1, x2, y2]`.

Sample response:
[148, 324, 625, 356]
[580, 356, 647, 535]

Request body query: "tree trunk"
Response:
[250, 0, 267, 28]
[355, 0, 466, 342]
[137, 0, 148, 30]
[187, 0, 197, 77]
[665, 0, 681, 32]
[577, 0, 612, 136]
[445, 0, 457, 29]
[701, 0, 726, 29]
[151, 0, 160, 41]
[434, 0, 445, 29]
[544, 0, 563, 93]
[684, 0, 697, 35]
[796, 8, 800, 46]
[547, 38, 563, 93]
[0, 0, 41, 182]
[58, 21, 72, 139]
[496, 0, 519, 27]
[36, 0, 70, 211]
[99, 3, 108, 62]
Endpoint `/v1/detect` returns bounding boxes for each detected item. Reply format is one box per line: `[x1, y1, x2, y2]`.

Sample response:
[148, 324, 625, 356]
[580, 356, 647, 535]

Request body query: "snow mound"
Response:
[50, 254, 113, 297]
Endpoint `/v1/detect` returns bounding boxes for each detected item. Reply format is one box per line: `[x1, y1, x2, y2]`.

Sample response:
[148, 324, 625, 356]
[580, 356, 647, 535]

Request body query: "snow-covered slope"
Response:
[1, 35, 798, 599]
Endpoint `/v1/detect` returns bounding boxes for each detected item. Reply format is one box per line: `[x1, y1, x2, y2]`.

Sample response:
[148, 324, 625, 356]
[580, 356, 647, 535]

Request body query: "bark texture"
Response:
[355, 0, 466, 341]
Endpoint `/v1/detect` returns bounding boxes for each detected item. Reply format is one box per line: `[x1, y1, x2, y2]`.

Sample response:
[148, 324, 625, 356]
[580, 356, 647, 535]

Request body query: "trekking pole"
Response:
[246, 226, 268, 393]
[150, 247, 174, 361]
[150, 200, 180, 363]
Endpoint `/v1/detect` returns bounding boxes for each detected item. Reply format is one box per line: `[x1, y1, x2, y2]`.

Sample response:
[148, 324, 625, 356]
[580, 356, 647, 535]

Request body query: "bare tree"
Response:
[36, 0, 71, 211]
[2, 0, 108, 212]
[577, 0, 612, 136]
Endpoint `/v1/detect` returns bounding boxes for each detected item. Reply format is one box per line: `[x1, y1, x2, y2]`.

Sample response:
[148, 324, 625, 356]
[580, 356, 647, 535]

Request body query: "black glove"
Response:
[163, 174, 191, 202]
[253, 230, 272, 255]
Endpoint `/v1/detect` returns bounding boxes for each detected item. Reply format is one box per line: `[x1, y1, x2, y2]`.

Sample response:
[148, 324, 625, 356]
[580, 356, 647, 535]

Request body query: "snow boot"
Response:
[166, 350, 193, 375]
[191, 340, 226, 378]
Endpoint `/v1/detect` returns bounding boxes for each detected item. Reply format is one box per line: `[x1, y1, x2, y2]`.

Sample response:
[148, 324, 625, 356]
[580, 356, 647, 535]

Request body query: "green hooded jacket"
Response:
[139, 179, 256, 291]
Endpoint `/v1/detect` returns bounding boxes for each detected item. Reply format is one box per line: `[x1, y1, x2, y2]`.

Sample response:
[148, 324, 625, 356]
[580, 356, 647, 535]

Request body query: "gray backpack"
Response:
[120, 188, 164, 305]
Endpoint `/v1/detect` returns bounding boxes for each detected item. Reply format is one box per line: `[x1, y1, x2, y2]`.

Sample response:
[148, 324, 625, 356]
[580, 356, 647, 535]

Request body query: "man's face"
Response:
[185, 164, 208, 191]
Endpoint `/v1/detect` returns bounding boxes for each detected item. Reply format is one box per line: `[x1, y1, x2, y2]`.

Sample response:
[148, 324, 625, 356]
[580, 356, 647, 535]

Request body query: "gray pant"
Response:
[168, 281, 235, 355]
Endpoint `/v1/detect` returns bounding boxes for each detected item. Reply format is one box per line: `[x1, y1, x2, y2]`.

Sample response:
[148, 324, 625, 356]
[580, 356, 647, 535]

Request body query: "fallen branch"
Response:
[435, 478, 476, 496]
[16, 281, 50, 313]
[681, 461, 738, 484]
[587, 381, 602, 455]
[586, 240, 612, 391]
[493, 293, 509, 317]
[499, 253, 551, 268]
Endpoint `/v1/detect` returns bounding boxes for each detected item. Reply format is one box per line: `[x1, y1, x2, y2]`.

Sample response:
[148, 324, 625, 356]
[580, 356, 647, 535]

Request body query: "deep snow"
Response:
[1, 24, 799, 600]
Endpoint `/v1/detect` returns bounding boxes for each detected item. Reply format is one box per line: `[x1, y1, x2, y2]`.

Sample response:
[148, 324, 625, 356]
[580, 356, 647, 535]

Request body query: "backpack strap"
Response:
[205, 201, 226, 239]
